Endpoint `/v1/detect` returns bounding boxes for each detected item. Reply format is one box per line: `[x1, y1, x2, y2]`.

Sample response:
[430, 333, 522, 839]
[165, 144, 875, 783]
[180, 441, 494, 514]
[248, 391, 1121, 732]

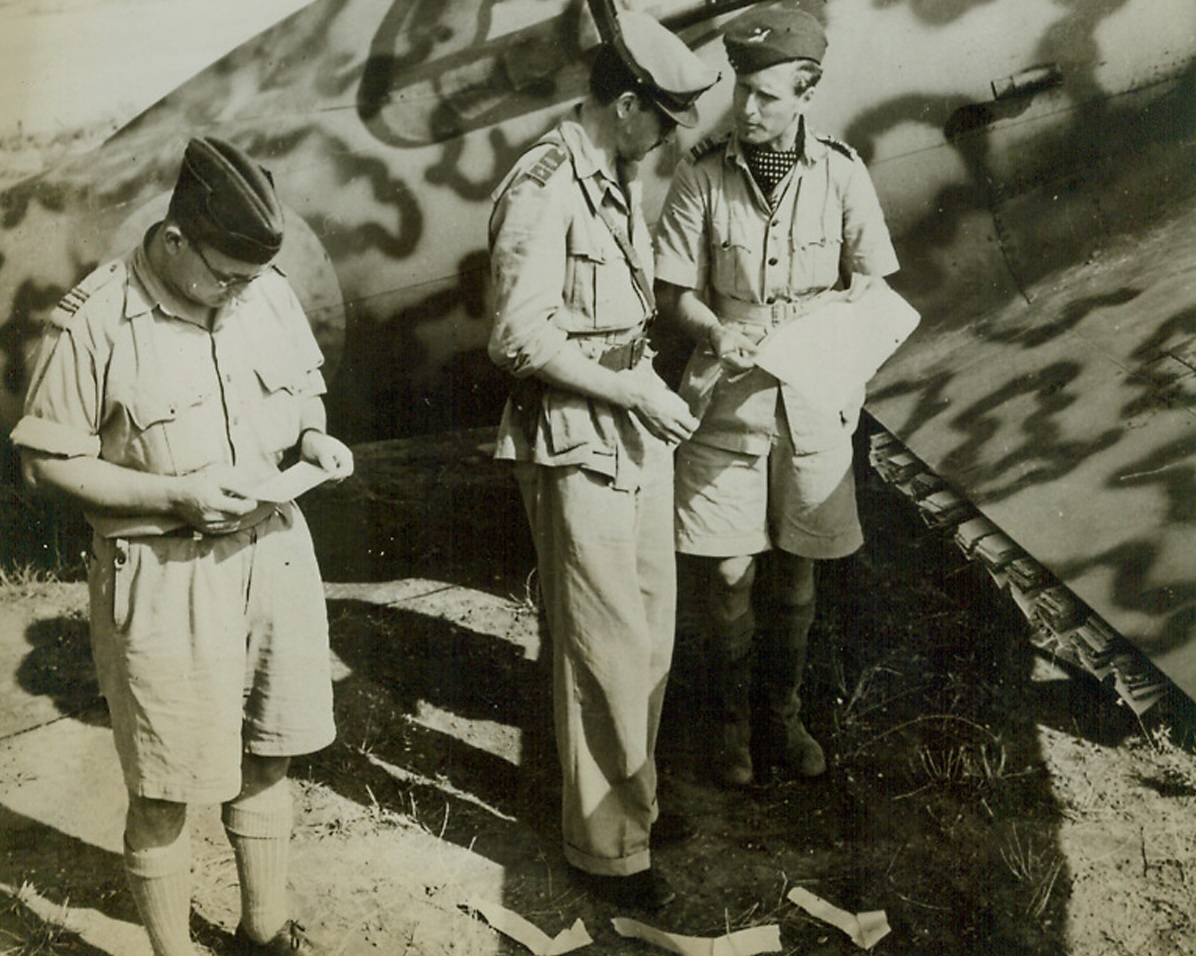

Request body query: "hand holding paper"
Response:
[250, 461, 336, 503]
[752, 283, 919, 413]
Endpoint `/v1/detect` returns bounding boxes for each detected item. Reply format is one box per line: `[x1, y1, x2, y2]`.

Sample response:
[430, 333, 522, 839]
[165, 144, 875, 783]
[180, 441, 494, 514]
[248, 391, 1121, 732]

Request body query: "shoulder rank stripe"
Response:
[818, 134, 858, 159]
[51, 260, 121, 322]
[690, 132, 730, 162]
[524, 144, 569, 187]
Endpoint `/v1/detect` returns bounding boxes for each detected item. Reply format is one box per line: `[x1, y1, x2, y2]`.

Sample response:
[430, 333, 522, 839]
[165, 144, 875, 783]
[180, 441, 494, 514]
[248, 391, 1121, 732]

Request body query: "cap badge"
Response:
[745, 26, 772, 43]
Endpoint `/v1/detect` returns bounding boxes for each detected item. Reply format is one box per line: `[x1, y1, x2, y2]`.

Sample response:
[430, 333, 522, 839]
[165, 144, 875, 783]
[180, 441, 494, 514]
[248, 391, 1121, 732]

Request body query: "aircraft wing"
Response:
[868, 151, 1196, 703]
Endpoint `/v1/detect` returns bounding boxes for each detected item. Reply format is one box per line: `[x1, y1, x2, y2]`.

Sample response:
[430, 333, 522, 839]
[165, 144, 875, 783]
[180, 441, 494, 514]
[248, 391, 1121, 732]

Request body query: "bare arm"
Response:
[21, 451, 262, 534]
[656, 282, 758, 374]
[533, 345, 698, 445]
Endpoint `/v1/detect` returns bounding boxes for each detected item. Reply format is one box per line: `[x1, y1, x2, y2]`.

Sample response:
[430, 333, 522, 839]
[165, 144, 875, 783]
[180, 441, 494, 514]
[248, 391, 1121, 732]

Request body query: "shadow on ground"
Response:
[1, 425, 1159, 953]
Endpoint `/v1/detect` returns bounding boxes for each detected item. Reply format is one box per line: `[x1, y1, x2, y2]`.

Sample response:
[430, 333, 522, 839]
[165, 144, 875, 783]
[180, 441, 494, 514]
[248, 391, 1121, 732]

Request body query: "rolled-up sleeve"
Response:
[487, 174, 570, 378]
[841, 157, 900, 277]
[653, 160, 710, 292]
[11, 323, 103, 459]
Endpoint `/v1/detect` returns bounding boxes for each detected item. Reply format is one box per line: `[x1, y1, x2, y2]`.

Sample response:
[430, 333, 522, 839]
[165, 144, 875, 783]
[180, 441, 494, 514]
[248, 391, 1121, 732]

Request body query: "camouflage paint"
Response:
[1, 0, 1195, 696]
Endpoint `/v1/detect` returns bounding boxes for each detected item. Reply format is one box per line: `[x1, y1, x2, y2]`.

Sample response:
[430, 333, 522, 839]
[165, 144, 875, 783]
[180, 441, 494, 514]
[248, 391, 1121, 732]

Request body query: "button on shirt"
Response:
[488, 114, 657, 489]
[654, 122, 900, 455]
[12, 237, 326, 537]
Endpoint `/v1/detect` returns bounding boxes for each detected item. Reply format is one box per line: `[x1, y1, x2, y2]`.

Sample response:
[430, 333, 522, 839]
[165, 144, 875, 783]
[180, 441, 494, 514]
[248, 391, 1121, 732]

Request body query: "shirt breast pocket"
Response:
[251, 355, 306, 455]
[561, 228, 607, 331]
[789, 202, 845, 292]
[120, 384, 214, 475]
[711, 217, 757, 300]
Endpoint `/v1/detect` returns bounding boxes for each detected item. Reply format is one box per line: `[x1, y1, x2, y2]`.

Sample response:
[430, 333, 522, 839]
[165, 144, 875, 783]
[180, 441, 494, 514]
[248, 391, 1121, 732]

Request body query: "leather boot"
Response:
[717, 717, 754, 787]
[711, 651, 754, 787]
[771, 712, 826, 778]
[758, 601, 826, 777]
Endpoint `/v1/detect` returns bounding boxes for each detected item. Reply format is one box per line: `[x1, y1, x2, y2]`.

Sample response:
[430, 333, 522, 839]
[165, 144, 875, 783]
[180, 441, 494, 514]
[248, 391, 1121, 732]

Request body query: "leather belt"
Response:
[712, 291, 834, 327]
[595, 336, 646, 371]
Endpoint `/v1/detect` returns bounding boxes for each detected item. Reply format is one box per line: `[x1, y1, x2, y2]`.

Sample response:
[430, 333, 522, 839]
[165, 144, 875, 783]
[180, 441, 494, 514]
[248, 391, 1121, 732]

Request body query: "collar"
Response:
[557, 110, 627, 212]
[127, 225, 214, 328]
[726, 117, 827, 169]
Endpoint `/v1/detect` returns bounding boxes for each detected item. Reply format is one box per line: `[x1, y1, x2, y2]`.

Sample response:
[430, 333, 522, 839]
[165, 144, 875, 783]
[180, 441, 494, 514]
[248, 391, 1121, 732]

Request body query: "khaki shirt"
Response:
[654, 123, 900, 455]
[488, 113, 657, 489]
[12, 237, 326, 537]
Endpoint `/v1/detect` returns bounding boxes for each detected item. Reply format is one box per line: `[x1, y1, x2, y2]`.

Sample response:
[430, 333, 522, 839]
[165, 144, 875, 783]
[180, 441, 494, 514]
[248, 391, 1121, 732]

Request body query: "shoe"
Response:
[577, 868, 677, 910]
[713, 720, 754, 788]
[233, 920, 313, 954]
[652, 810, 697, 846]
[777, 719, 827, 778]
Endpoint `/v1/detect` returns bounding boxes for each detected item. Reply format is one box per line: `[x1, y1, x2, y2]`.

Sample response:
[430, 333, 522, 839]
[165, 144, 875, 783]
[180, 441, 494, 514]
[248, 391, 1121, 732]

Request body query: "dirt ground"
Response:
[3, 425, 1196, 955]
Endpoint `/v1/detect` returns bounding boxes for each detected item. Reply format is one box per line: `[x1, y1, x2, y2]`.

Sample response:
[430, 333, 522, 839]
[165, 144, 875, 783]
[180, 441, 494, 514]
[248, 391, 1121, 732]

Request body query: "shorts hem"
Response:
[244, 724, 337, 759]
[132, 781, 242, 806]
[775, 530, 864, 560]
[676, 532, 770, 558]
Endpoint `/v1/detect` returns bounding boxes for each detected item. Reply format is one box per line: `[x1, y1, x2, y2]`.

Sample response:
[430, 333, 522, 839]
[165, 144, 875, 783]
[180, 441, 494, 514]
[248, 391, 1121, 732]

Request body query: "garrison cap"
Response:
[609, 11, 719, 128]
[724, 2, 827, 75]
[167, 136, 284, 266]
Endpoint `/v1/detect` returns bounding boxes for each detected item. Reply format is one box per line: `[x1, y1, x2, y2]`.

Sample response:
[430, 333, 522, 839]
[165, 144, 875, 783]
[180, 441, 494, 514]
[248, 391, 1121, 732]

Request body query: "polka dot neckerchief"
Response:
[743, 143, 799, 201]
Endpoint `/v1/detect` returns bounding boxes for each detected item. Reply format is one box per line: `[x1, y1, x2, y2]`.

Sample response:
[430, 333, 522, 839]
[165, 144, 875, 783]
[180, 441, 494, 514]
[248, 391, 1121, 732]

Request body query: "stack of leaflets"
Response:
[897, 471, 945, 502]
[973, 532, 1023, 571]
[953, 516, 998, 557]
[870, 447, 924, 484]
[1035, 586, 1085, 633]
[1113, 665, 1169, 715]
[1007, 555, 1050, 592]
[915, 488, 973, 529]
[1072, 617, 1118, 678]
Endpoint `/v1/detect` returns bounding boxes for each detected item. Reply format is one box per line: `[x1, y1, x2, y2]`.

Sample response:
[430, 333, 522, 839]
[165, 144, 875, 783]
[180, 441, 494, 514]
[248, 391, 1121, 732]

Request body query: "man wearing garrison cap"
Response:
[13, 136, 353, 955]
[655, 2, 900, 788]
[488, 10, 717, 910]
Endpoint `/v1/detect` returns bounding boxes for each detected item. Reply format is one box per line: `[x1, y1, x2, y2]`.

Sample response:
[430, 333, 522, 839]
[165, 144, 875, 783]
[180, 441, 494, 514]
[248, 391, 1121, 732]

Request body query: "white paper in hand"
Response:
[753, 284, 919, 413]
[251, 461, 333, 503]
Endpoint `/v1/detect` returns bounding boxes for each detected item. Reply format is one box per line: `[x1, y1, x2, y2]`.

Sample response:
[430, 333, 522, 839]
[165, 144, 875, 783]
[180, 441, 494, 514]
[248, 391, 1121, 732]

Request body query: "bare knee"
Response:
[232, 754, 291, 805]
[710, 555, 757, 622]
[126, 795, 187, 851]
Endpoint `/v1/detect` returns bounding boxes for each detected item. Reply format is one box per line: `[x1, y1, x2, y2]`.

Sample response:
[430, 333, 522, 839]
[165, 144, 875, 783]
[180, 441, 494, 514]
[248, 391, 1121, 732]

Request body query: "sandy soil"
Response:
[3, 427, 1196, 955]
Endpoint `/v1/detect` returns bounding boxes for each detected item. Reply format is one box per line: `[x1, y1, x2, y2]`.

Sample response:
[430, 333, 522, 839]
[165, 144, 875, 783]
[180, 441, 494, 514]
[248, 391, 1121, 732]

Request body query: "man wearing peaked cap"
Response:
[487, 10, 716, 912]
[13, 136, 354, 955]
[655, 2, 900, 788]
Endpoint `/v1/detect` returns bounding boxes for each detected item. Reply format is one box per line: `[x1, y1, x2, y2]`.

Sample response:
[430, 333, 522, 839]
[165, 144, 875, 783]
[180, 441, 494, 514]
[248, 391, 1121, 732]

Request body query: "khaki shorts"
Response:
[88, 503, 336, 804]
[674, 429, 863, 560]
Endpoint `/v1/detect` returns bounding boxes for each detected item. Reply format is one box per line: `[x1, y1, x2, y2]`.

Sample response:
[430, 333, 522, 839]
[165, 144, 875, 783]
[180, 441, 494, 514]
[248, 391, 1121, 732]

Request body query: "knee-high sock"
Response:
[760, 599, 817, 718]
[222, 780, 292, 942]
[124, 830, 193, 956]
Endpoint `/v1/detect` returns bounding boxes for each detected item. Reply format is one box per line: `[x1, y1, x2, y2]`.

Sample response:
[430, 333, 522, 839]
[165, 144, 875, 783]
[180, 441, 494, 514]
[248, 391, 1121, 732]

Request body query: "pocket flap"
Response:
[124, 387, 181, 431]
[566, 224, 606, 263]
[253, 356, 303, 394]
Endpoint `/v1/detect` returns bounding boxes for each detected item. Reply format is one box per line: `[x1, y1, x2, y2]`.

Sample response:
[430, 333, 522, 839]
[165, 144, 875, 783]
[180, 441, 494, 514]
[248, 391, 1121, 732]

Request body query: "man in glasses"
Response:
[487, 11, 717, 910]
[13, 136, 353, 955]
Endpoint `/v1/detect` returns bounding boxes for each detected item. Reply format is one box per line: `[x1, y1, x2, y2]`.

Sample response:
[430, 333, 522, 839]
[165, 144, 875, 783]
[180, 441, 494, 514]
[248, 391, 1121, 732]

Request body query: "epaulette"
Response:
[522, 144, 569, 187]
[817, 134, 858, 159]
[689, 131, 731, 162]
[49, 260, 123, 328]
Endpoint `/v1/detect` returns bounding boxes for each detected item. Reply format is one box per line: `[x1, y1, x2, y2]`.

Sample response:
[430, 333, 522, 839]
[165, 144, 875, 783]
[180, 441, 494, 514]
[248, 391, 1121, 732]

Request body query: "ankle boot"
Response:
[716, 719, 754, 787]
[771, 715, 826, 778]
[758, 600, 825, 777]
